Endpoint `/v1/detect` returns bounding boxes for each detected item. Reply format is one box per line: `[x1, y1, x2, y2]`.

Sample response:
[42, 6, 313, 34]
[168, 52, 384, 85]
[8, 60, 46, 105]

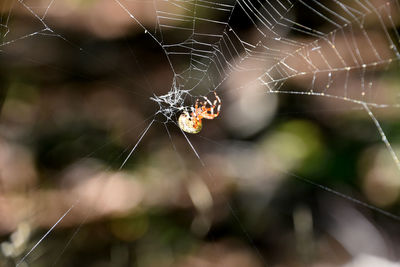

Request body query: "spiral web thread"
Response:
[2, 1, 400, 135]
[117, 0, 400, 169]
[2, 0, 400, 265]
[131, 1, 400, 106]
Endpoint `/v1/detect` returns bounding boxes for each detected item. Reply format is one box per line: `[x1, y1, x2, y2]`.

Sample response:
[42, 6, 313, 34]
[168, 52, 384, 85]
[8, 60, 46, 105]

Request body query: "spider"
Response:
[178, 91, 221, 134]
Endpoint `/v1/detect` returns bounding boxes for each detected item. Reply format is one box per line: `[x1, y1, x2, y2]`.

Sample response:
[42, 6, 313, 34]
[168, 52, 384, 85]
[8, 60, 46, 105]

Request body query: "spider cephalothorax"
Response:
[178, 92, 221, 134]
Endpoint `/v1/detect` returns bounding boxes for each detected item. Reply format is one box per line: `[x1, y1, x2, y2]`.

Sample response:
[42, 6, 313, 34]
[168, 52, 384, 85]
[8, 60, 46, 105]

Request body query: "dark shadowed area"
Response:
[1, 0, 400, 266]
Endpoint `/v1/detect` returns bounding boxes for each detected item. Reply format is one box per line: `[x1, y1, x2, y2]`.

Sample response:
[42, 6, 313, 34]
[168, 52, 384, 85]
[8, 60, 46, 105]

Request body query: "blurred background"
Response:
[1, 0, 400, 266]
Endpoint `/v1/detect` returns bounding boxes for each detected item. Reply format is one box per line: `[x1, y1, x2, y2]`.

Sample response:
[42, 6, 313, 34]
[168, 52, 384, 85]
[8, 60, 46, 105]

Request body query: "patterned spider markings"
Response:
[178, 92, 221, 134]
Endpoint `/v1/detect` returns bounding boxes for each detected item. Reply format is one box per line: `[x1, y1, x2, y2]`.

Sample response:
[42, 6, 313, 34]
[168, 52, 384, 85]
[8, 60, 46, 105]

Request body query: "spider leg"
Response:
[190, 106, 203, 129]
[190, 106, 197, 118]
[213, 91, 221, 103]
[202, 94, 218, 116]
[214, 91, 221, 116]
[203, 95, 213, 107]
[201, 103, 207, 112]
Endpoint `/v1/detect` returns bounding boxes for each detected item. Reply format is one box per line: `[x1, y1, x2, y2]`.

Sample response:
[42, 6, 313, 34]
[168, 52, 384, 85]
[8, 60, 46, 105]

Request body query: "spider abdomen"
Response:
[178, 113, 203, 134]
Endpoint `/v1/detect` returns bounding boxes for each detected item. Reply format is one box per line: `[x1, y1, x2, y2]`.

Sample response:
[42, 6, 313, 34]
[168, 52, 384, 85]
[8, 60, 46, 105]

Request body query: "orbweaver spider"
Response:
[178, 91, 221, 134]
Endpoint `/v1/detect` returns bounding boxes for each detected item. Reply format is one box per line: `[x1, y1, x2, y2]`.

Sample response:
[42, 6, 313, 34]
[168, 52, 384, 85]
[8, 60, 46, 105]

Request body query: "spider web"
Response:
[123, 0, 400, 169]
[1, 0, 400, 266]
[143, 1, 400, 114]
